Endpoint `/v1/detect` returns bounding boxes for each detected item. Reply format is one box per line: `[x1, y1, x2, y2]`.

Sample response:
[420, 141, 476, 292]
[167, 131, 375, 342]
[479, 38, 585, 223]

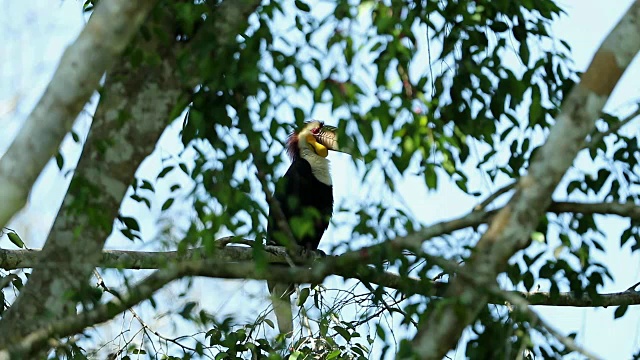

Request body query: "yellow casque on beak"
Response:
[306, 135, 328, 157]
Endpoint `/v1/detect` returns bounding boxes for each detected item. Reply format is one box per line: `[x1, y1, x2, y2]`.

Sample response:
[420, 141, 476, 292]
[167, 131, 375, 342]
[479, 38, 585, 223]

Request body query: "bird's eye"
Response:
[311, 127, 321, 135]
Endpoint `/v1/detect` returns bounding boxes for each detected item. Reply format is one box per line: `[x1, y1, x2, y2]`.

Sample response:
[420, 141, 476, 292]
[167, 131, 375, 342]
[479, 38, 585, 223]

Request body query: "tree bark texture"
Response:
[0, 3, 182, 347]
[0, 0, 158, 229]
[410, 2, 640, 358]
[0, 1, 263, 355]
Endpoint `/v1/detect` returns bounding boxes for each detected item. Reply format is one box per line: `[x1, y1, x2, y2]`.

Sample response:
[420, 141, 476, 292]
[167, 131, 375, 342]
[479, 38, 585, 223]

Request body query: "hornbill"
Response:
[266, 120, 343, 336]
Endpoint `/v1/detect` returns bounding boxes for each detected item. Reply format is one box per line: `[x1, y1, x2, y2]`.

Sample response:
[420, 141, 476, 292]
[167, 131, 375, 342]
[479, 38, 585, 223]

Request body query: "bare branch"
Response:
[549, 201, 640, 220]
[500, 291, 602, 360]
[410, 1, 640, 357]
[0, 0, 262, 350]
[474, 182, 517, 211]
[588, 104, 640, 149]
[3, 235, 640, 357]
[4, 242, 640, 307]
[92, 271, 202, 355]
[522, 290, 640, 307]
[345, 208, 494, 260]
[0, 193, 638, 354]
[0, 261, 190, 358]
[0, 0, 158, 229]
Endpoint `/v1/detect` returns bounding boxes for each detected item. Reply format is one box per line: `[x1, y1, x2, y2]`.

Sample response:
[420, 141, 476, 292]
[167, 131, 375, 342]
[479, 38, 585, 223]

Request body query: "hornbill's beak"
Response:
[289, 120, 358, 160]
[312, 123, 356, 157]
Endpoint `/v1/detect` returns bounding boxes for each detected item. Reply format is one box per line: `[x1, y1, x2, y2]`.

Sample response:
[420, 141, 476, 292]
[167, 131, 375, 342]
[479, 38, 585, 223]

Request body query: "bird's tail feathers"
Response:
[268, 281, 294, 337]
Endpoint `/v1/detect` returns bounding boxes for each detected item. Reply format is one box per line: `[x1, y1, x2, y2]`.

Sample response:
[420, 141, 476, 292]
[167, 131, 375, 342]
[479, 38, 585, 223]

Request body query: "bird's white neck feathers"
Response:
[298, 139, 332, 186]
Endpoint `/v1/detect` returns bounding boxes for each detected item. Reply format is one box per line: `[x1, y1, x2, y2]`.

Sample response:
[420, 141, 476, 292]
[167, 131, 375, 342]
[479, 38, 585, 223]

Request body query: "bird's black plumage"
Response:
[267, 157, 333, 251]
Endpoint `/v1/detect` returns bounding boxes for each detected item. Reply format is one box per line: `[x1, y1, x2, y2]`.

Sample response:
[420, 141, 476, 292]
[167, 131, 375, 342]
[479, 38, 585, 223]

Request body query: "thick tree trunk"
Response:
[0, 0, 158, 229]
[0, 1, 262, 355]
[0, 2, 181, 348]
[409, 2, 640, 358]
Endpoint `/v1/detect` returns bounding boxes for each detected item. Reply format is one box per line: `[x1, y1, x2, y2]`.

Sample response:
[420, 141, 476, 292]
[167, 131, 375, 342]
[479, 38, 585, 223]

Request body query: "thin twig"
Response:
[589, 105, 640, 150]
[92, 270, 204, 356]
[500, 291, 602, 360]
[626, 281, 640, 292]
[474, 182, 517, 211]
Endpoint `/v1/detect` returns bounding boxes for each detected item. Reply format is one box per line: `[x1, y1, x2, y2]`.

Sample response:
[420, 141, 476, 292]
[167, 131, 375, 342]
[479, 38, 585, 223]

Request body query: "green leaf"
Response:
[490, 21, 509, 32]
[293, 107, 305, 124]
[55, 152, 64, 170]
[7, 232, 25, 248]
[334, 325, 351, 341]
[531, 232, 545, 243]
[140, 180, 155, 192]
[425, 166, 437, 189]
[294, 0, 310, 12]
[375, 323, 386, 341]
[71, 131, 81, 143]
[519, 41, 530, 65]
[161, 198, 175, 211]
[326, 350, 341, 359]
[120, 216, 140, 232]
[264, 318, 275, 329]
[297, 287, 310, 306]
[523, 271, 534, 290]
[12, 276, 23, 290]
[130, 194, 151, 209]
[179, 301, 197, 318]
[157, 166, 174, 179]
[614, 304, 628, 319]
[289, 350, 305, 360]
[529, 84, 543, 126]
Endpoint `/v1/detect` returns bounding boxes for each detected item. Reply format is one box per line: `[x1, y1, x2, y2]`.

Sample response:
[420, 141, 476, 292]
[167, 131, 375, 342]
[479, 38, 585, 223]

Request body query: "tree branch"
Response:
[1, 249, 638, 357]
[588, 104, 640, 149]
[0, 1, 262, 352]
[549, 201, 640, 220]
[522, 289, 640, 307]
[0, 200, 622, 267]
[3, 241, 640, 307]
[3, 232, 640, 357]
[0, 4, 185, 341]
[0, 259, 379, 357]
[0, 0, 159, 229]
[0, 261, 191, 358]
[474, 182, 517, 211]
[1, 193, 637, 353]
[499, 290, 602, 360]
[410, 1, 640, 357]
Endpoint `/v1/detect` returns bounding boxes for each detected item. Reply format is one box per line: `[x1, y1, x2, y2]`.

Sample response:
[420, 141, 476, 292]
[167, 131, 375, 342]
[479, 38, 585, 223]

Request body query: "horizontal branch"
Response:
[3, 244, 640, 355]
[523, 289, 640, 307]
[2, 241, 640, 307]
[0, 198, 637, 347]
[0, 256, 441, 357]
[4, 200, 636, 270]
[549, 201, 640, 221]
[0, 243, 288, 270]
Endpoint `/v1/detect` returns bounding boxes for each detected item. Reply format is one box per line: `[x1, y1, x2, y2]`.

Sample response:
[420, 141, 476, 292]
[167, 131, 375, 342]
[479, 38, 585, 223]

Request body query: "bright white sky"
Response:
[0, 1, 639, 359]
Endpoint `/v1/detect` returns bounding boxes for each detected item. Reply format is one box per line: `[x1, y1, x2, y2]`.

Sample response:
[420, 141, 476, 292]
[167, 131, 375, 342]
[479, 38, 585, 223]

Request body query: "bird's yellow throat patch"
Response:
[306, 135, 328, 158]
